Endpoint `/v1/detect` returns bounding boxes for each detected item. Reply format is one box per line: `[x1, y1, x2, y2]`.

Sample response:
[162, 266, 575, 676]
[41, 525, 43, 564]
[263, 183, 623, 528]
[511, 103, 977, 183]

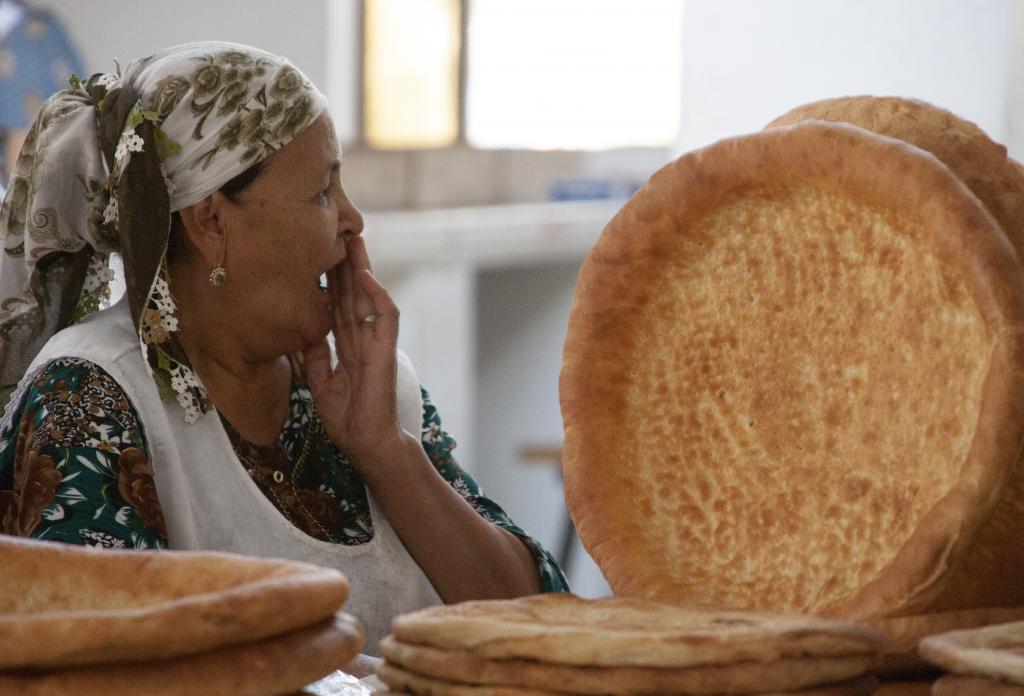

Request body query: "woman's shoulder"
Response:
[18, 302, 144, 398]
[2, 356, 145, 454]
[47, 301, 137, 349]
[0, 356, 165, 548]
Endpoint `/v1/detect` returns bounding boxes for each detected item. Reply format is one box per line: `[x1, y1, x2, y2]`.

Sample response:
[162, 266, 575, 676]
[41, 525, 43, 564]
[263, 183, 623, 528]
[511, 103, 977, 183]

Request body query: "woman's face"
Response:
[218, 113, 362, 355]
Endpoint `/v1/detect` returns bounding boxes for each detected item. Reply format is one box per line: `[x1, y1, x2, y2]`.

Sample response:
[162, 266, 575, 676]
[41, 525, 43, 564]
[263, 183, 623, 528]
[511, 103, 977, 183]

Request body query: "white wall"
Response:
[475, 263, 611, 597]
[1009, 0, 1024, 158]
[676, 0, 1016, 157]
[385, 263, 477, 472]
[35, 1, 327, 81]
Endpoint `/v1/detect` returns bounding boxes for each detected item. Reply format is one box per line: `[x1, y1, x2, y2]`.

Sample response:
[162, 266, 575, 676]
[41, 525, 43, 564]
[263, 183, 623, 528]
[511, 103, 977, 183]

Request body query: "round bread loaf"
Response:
[0, 613, 364, 696]
[920, 620, 1024, 685]
[932, 675, 1024, 695]
[379, 636, 877, 695]
[0, 535, 351, 668]
[870, 684, 933, 696]
[765, 96, 1024, 263]
[767, 97, 1024, 611]
[390, 594, 884, 668]
[376, 662, 880, 696]
[869, 605, 1024, 675]
[560, 121, 1024, 618]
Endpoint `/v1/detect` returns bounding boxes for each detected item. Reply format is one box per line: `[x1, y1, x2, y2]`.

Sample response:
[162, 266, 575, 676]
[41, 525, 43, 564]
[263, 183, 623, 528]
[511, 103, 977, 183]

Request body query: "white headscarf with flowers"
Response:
[0, 41, 327, 422]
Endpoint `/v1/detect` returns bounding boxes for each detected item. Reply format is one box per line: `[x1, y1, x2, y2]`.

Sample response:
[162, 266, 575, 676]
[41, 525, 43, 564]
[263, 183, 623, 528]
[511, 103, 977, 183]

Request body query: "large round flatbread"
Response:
[390, 595, 883, 668]
[379, 636, 875, 695]
[933, 675, 1024, 695]
[0, 613, 363, 696]
[376, 663, 879, 696]
[0, 535, 350, 668]
[919, 620, 1024, 684]
[869, 605, 1024, 676]
[870, 684, 933, 696]
[376, 691, 880, 696]
[767, 96, 1024, 611]
[766, 96, 1024, 260]
[560, 120, 1024, 617]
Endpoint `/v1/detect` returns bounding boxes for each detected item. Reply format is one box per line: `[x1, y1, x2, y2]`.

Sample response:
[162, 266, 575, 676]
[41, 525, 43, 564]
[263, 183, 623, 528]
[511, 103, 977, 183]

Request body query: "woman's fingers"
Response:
[336, 262, 355, 330]
[357, 268, 399, 344]
[347, 235, 373, 274]
[310, 241, 402, 455]
[328, 265, 356, 368]
[345, 237, 375, 322]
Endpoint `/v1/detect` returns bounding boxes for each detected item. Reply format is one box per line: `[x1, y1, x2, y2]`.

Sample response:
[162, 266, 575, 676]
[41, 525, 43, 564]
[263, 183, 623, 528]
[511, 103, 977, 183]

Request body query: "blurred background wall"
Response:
[17, 0, 1024, 597]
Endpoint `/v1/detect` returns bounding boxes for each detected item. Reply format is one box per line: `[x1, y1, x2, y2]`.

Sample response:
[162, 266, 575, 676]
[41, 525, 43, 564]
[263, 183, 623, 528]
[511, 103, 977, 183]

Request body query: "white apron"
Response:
[10, 300, 441, 654]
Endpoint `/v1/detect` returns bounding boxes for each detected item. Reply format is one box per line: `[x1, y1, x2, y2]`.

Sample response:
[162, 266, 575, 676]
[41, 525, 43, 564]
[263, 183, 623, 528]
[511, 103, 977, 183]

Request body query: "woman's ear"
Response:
[176, 192, 231, 268]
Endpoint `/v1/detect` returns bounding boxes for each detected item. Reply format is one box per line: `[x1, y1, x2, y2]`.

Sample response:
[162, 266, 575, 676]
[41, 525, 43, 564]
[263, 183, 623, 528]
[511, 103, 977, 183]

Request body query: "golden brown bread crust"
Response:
[374, 688, 881, 696]
[933, 675, 1024, 695]
[0, 612, 364, 696]
[747, 678, 882, 696]
[757, 676, 880, 696]
[767, 97, 1024, 612]
[870, 683, 933, 696]
[868, 606, 1024, 676]
[765, 96, 1024, 264]
[919, 620, 1024, 684]
[0, 535, 351, 668]
[379, 636, 876, 694]
[376, 661, 879, 696]
[390, 595, 883, 668]
[560, 121, 1024, 618]
[376, 663, 576, 696]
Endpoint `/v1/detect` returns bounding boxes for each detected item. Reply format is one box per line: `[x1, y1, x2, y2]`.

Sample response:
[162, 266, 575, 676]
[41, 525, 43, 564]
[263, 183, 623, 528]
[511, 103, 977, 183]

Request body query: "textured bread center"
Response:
[625, 185, 988, 612]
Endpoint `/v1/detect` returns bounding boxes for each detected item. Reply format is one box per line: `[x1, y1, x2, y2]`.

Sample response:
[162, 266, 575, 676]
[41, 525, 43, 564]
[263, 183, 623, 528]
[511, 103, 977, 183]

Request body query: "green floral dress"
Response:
[0, 358, 569, 592]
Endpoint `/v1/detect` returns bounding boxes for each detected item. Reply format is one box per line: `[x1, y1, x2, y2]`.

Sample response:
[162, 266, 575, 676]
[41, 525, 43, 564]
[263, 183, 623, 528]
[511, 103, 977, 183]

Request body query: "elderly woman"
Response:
[0, 41, 568, 660]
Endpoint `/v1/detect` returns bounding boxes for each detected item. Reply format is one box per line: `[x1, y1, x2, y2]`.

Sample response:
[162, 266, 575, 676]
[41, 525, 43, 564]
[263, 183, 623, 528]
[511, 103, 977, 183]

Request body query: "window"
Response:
[466, 0, 684, 150]
[363, 0, 462, 149]
[362, 0, 684, 151]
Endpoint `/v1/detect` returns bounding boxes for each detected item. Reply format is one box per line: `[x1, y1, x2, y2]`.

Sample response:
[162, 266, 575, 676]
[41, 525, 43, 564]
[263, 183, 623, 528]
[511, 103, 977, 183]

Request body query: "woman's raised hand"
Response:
[301, 236, 405, 466]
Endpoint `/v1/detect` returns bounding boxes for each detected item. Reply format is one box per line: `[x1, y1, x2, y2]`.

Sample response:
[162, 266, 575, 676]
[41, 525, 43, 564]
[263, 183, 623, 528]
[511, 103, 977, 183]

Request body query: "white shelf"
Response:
[363, 199, 625, 270]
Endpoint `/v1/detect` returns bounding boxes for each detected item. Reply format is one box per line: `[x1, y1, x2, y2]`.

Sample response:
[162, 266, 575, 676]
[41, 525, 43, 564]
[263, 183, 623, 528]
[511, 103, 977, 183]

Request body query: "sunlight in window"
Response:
[364, 0, 461, 149]
[466, 0, 684, 150]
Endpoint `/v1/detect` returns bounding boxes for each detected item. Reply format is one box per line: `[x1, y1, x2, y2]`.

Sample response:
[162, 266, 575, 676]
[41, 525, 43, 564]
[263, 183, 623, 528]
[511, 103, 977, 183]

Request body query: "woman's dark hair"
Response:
[167, 159, 267, 262]
[217, 159, 267, 201]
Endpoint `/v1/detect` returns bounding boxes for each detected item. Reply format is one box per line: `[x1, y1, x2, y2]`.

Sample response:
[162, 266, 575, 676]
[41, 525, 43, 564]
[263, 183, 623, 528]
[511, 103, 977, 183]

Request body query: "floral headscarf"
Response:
[0, 41, 327, 422]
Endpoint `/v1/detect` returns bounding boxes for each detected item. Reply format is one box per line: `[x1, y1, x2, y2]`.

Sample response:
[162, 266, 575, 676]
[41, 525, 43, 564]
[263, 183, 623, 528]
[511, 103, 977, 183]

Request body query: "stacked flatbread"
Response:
[919, 620, 1024, 695]
[374, 594, 884, 695]
[0, 534, 363, 695]
[869, 683, 933, 695]
[560, 94, 1024, 647]
[867, 605, 1024, 676]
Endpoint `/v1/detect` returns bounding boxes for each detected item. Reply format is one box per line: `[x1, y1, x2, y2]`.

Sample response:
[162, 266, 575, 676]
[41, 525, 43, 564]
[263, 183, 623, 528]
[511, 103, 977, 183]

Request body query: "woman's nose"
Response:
[339, 196, 364, 239]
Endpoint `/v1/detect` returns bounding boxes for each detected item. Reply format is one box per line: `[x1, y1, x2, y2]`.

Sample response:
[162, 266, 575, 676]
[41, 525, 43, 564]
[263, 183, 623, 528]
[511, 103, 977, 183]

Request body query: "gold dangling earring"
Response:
[209, 234, 227, 287]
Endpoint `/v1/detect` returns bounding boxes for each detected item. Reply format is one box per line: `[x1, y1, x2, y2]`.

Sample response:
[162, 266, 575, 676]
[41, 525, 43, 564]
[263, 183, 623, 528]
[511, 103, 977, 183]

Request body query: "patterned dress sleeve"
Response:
[418, 387, 570, 593]
[0, 358, 168, 549]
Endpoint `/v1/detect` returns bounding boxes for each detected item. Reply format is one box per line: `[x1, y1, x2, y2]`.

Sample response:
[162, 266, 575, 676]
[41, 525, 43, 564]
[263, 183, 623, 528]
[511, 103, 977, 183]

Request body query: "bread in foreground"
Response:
[390, 594, 883, 668]
[0, 612, 363, 696]
[0, 534, 351, 668]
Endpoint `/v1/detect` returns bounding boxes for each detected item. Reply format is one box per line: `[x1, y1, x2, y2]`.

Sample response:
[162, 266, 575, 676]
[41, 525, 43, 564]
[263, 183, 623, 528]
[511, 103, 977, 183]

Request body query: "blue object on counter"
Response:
[549, 178, 641, 202]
